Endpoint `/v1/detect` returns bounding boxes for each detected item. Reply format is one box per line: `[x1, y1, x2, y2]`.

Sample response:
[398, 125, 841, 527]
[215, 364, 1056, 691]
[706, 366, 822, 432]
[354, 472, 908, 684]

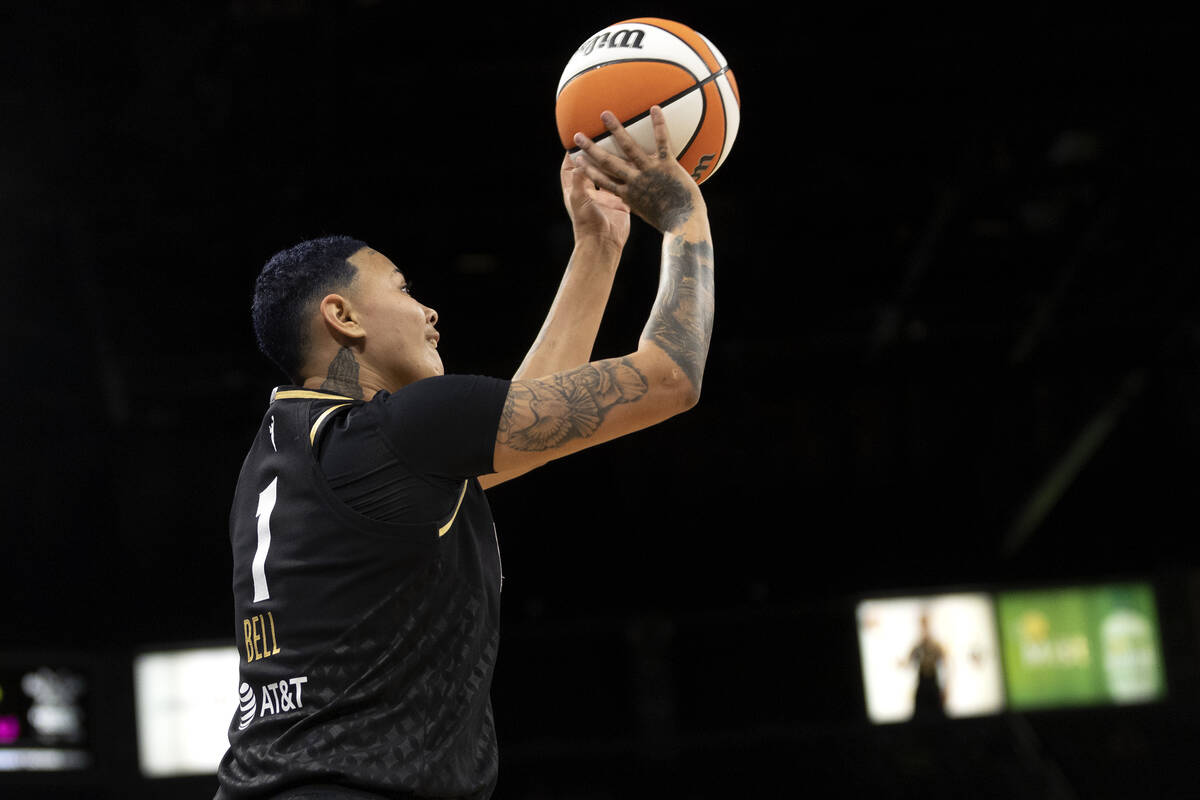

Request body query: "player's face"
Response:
[347, 247, 443, 387]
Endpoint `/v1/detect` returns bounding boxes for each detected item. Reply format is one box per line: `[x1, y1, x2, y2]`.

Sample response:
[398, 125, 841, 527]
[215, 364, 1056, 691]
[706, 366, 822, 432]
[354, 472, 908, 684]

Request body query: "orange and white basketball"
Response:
[555, 18, 741, 185]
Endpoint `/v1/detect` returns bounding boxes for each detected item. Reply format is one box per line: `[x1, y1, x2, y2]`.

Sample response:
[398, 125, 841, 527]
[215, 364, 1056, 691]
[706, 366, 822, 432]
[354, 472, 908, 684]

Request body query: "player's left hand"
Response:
[560, 152, 631, 250]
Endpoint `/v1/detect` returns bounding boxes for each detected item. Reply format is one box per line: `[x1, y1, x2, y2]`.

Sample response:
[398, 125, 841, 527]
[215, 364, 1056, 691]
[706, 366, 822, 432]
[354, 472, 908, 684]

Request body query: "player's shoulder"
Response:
[373, 374, 511, 408]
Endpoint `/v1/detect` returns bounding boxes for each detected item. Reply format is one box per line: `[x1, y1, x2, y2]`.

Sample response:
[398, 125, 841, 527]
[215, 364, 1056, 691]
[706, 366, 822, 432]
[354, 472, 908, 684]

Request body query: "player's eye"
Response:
[400, 282, 414, 296]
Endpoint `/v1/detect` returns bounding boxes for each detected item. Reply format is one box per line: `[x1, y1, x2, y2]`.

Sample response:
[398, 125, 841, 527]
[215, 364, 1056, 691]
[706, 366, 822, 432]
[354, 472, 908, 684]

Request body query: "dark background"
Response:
[4, 2, 1198, 798]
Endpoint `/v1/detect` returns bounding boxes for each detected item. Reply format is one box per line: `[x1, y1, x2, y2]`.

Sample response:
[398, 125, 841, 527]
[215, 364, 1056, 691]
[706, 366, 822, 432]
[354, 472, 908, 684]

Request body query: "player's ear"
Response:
[318, 293, 366, 342]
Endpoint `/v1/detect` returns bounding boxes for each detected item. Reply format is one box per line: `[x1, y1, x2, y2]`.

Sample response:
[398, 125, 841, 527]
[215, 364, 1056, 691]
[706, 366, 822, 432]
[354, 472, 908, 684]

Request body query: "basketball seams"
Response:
[560, 65, 731, 129]
[689, 29, 735, 177]
[557, 60, 702, 148]
[709, 74, 739, 177]
[695, 73, 729, 181]
[556, 58, 703, 100]
[564, 70, 729, 155]
[623, 17, 722, 74]
[676, 84, 709, 173]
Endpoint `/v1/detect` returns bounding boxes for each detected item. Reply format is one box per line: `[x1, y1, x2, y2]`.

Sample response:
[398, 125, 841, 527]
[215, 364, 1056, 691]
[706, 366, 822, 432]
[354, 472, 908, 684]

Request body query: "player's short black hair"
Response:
[252, 235, 368, 380]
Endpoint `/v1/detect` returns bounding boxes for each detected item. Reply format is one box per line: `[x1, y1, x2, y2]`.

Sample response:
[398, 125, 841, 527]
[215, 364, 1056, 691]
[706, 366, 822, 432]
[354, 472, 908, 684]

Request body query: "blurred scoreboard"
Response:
[856, 580, 1167, 723]
[856, 592, 1006, 723]
[0, 658, 92, 772]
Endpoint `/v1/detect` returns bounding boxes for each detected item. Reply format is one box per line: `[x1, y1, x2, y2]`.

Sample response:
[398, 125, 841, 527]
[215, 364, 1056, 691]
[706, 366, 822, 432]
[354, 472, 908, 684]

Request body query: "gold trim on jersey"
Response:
[309, 404, 351, 445]
[273, 389, 355, 402]
[438, 480, 469, 537]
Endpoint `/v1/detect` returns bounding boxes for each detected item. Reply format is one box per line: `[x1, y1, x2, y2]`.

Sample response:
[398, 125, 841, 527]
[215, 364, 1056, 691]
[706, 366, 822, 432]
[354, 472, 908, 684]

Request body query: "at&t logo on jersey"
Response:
[237, 676, 308, 729]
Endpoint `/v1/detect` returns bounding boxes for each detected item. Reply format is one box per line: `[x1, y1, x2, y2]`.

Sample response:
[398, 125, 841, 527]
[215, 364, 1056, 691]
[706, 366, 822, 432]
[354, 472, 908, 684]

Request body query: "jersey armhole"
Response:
[437, 480, 470, 538]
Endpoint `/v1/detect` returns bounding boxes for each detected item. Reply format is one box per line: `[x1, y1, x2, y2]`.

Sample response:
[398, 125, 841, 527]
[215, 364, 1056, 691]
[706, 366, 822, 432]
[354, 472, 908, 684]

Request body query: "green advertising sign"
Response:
[996, 582, 1165, 710]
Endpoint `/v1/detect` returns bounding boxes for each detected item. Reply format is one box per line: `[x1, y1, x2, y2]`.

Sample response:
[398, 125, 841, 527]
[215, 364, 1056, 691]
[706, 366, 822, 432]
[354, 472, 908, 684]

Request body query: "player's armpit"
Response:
[490, 348, 696, 477]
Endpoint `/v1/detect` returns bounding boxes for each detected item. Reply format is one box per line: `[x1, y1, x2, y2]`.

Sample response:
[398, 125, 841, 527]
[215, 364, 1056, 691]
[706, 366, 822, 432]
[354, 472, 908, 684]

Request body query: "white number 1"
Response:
[252, 477, 278, 602]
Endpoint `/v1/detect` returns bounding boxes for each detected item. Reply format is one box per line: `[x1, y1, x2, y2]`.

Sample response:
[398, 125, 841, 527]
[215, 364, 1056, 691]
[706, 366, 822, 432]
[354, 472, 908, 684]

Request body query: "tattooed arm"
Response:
[487, 106, 714, 481]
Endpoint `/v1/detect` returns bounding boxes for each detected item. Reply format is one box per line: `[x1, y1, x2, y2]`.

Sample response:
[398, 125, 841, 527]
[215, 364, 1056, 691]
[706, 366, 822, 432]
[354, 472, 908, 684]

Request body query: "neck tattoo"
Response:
[319, 347, 364, 399]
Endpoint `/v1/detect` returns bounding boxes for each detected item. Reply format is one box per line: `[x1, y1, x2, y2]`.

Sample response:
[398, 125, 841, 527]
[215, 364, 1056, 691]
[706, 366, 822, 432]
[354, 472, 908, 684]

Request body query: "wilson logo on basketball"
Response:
[577, 29, 645, 56]
[690, 154, 716, 180]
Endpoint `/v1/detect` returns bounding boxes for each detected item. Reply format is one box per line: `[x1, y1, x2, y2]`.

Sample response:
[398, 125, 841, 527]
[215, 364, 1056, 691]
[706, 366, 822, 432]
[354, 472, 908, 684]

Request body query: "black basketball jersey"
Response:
[216, 379, 508, 800]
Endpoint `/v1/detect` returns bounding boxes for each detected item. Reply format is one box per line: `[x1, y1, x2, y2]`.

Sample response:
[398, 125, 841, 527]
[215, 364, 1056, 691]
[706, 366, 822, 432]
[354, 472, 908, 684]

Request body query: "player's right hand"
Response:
[560, 152, 631, 250]
[572, 106, 707, 235]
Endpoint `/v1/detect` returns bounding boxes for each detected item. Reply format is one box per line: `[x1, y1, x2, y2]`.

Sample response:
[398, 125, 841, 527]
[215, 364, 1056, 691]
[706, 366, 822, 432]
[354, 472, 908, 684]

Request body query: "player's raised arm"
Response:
[509, 154, 630, 382]
[477, 156, 631, 490]
[491, 106, 715, 476]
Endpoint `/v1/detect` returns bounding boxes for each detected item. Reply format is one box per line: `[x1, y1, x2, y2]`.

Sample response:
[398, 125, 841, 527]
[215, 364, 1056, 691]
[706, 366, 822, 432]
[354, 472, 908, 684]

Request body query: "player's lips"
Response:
[426, 332, 439, 349]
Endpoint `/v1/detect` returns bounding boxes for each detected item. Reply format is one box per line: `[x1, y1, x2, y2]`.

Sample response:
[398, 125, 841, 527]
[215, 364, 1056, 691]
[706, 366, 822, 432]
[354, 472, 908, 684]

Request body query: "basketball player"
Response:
[907, 612, 948, 720]
[215, 107, 715, 799]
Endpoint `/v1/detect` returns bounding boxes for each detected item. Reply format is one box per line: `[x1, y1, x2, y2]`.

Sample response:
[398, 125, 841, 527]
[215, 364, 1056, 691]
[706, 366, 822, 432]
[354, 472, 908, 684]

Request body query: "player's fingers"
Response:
[569, 154, 595, 194]
[647, 106, 673, 162]
[573, 131, 637, 182]
[598, 110, 652, 168]
[559, 153, 578, 192]
[572, 153, 624, 196]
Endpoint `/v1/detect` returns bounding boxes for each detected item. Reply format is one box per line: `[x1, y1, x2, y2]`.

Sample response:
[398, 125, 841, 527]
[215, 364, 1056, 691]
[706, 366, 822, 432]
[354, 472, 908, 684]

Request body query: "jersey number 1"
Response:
[252, 477, 278, 602]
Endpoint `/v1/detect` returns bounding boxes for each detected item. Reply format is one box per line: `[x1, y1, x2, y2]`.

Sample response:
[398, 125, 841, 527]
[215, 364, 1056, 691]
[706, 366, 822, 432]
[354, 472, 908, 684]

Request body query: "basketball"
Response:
[555, 18, 741, 185]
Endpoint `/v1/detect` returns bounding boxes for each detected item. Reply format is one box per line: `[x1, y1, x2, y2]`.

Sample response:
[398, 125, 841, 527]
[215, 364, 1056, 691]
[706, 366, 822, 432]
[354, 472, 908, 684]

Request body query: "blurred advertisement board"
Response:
[996, 582, 1165, 710]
